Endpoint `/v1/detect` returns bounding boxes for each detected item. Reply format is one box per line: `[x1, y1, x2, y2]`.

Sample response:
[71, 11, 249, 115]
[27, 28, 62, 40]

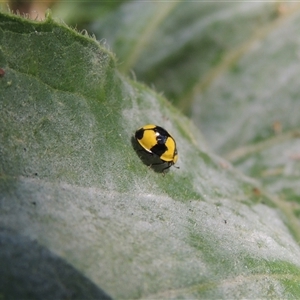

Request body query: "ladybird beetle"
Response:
[135, 124, 178, 171]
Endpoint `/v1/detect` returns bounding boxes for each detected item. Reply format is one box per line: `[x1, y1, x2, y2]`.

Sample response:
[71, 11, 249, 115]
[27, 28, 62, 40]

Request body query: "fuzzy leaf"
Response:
[1, 10, 300, 299]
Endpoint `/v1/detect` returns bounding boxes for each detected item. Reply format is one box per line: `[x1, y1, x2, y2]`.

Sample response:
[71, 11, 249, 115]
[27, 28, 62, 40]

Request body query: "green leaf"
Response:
[193, 8, 300, 155]
[86, 2, 278, 111]
[51, 0, 129, 28]
[82, 1, 300, 255]
[1, 9, 300, 300]
[189, 4, 300, 241]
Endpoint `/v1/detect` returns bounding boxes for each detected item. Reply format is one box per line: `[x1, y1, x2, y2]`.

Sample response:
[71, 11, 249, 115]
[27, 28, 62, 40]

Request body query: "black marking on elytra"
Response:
[150, 143, 168, 158]
[135, 128, 144, 140]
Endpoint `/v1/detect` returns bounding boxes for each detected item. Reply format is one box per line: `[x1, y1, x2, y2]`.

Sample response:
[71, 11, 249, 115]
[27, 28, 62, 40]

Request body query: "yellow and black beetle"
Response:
[135, 124, 178, 171]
